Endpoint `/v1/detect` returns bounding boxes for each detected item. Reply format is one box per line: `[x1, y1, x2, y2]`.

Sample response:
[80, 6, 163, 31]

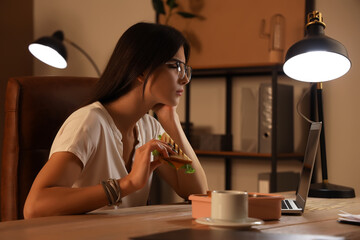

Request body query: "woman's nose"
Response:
[179, 75, 190, 85]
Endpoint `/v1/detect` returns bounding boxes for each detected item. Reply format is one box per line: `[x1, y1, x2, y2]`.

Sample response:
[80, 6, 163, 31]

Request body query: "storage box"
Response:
[189, 192, 284, 221]
[198, 134, 233, 151]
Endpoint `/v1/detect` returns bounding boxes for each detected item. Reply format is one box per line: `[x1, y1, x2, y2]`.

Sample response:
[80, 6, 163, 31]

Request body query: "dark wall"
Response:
[0, 0, 33, 219]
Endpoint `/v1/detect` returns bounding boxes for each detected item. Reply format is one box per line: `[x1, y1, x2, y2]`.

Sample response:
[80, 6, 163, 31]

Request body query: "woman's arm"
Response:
[24, 152, 109, 218]
[24, 139, 170, 218]
[153, 105, 209, 199]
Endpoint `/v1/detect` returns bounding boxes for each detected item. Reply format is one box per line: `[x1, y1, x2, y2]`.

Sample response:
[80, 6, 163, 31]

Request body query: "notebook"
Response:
[281, 122, 322, 214]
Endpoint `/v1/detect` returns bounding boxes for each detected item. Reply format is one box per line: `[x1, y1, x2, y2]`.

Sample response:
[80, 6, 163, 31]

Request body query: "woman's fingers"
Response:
[127, 138, 177, 191]
[151, 139, 176, 158]
[150, 159, 163, 172]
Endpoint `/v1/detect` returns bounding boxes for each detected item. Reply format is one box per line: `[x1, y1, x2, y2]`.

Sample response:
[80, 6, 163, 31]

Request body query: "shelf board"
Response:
[195, 150, 303, 160]
[192, 64, 284, 78]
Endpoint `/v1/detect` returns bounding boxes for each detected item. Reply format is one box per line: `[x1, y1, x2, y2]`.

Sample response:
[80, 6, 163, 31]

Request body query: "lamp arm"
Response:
[64, 38, 101, 77]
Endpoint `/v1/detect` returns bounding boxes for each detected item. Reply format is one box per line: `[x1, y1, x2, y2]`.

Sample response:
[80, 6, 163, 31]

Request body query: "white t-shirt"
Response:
[49, 101, 164, 208]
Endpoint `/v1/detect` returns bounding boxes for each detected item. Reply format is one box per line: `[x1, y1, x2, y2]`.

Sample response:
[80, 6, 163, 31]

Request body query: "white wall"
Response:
[33, 0, 155, 77]
[315, 0, 360, 195]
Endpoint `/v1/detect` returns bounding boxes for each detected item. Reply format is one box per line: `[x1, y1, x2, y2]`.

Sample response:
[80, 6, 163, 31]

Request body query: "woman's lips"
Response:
[176, 89, 184, 96]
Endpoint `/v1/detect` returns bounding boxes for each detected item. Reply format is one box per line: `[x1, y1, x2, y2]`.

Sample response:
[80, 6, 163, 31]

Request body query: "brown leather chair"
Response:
[0, 76, 97, 221]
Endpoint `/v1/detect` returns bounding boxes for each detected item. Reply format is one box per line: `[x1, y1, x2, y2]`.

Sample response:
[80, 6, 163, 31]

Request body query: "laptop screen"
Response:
[295, 122, 322, 210]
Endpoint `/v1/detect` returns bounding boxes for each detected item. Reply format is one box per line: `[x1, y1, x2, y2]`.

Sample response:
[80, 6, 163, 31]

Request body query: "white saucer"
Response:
[195, 217, 264, 229]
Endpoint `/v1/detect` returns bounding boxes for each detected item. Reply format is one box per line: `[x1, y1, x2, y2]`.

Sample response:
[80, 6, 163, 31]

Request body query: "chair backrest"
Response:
[1, 76, 98, 221]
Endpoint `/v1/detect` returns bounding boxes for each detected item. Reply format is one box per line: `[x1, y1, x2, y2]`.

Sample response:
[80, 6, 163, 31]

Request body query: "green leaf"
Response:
[166, 0, 178, 9]
[176, 11, 197, 18]
[157, 135, 162, 140]
[152, 149, 160, 157]
[167, 160, 176, 169]
[152, 0, 165, 14]
[181, 164, 195, 174]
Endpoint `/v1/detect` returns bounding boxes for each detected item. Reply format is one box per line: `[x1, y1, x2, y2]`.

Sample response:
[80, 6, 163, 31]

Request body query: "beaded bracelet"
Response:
[101, 178, 122, 206]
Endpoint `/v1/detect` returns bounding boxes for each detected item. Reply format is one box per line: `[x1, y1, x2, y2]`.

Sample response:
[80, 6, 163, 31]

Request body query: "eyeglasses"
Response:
[165, 60, 192, 81]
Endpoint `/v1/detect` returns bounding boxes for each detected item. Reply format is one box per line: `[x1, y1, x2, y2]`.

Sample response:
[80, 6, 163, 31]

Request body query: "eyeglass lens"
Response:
[178, 62, 192, 81]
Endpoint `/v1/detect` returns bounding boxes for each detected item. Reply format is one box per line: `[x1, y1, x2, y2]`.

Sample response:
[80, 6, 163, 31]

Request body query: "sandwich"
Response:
[152, 132, 195, 174]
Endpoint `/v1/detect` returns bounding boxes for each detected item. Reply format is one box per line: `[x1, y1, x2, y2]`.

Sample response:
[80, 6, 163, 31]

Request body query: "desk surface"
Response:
[1, 194, 360, 240]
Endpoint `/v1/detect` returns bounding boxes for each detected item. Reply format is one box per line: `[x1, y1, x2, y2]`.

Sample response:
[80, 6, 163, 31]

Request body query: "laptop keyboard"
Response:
[282, 199, 300, 210]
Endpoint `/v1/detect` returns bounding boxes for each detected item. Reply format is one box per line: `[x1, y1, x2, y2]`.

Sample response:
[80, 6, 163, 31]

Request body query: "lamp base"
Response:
[309, 182, 355, 198]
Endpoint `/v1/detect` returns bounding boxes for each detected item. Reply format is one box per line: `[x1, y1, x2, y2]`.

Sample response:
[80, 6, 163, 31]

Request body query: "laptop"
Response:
[281, 122, 322, 214]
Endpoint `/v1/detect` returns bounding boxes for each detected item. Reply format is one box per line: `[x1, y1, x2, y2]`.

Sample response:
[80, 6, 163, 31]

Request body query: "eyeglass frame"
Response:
[165, 59, 192, 82]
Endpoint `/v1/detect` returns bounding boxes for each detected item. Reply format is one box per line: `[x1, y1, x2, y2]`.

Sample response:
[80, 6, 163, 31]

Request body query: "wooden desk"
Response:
[1, 195, 360, 240]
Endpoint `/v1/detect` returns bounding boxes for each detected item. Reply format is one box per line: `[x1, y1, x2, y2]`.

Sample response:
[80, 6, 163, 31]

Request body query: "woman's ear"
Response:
[137, 73, 145, 84]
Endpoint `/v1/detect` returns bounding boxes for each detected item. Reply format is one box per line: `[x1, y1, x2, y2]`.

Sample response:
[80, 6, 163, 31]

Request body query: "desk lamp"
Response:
[28, 30, 101, 77]
[283, 11, 355, 198]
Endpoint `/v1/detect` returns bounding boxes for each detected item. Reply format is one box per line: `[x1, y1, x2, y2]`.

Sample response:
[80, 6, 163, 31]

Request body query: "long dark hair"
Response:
[89, 22, 190, 104]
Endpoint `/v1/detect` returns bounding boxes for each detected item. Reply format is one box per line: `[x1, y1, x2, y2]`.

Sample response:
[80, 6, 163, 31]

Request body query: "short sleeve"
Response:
[49, 109, 102, 167]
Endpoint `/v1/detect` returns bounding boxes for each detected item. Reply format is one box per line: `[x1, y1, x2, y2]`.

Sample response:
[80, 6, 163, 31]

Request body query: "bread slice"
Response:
[160, 132, 192, 169]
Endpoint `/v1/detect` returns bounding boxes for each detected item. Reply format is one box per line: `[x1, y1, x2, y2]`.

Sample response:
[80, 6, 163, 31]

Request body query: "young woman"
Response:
[24, 22, 208, 218]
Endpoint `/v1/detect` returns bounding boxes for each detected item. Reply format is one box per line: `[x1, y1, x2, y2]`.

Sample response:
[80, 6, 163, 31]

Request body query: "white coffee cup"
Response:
[211, 190, 248, 222]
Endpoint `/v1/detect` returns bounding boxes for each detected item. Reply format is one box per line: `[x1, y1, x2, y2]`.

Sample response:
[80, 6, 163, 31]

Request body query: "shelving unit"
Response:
[184, 63, 302, 192]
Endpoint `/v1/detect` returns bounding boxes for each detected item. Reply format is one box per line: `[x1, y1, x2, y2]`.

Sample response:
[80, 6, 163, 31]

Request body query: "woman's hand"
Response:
[126, 139, 175, 190]
[152, 104, 177, 123]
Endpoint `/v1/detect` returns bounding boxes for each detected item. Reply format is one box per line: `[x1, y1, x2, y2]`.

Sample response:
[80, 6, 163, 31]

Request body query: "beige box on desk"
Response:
[189, 192, 284, 221]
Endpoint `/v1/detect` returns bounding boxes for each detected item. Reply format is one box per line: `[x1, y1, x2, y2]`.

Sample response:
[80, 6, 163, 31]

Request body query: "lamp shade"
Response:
[28, 31, 67, 69]
[283, 11, 351, 82]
